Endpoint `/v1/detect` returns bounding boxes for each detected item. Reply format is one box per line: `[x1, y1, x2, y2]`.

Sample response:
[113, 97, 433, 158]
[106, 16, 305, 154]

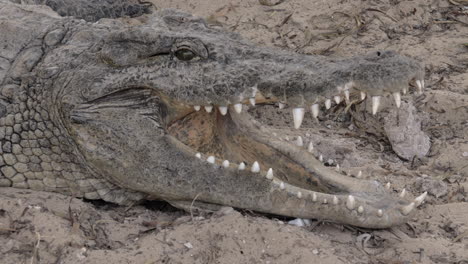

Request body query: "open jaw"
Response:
[164, 79, 428, 229]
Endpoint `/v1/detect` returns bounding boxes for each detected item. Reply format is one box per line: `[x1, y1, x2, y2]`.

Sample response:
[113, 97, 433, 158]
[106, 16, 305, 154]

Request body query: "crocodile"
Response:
[0, 0, 428, 228]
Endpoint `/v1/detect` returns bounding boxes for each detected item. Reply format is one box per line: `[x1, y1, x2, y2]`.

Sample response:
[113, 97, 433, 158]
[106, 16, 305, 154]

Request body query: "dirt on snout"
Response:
[1, 0, 468, 263]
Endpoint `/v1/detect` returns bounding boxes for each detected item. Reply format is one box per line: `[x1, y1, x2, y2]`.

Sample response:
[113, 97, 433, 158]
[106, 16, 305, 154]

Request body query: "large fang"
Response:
[234, 103, 243, 114]
[414, 192, 427, 206]
[251, 161, 260, 173]
[218, 106, 228, 115]
[325, 99, 331, 110]
[346, 195, 356, 210]
[295, 136, 303, 146]
[334, 96, 341, 104]
[400, 202, 415, 216]
[416, 80, 423, 94]
[266, 168, 273, 179]
[292, 108, 305, 129]
[249, 98, 256, 106]
[311, 104, 319, 118]
[393, 92, 401, 108]
[372, 96, 381, 115]
[399, 188, 406, 198]
[205, 106, 213, 113]
[238, 162, 246, 170]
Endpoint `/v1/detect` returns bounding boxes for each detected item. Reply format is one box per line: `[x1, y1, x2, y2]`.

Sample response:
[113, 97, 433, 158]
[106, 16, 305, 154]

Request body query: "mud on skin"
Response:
[0, 0, 427, 228]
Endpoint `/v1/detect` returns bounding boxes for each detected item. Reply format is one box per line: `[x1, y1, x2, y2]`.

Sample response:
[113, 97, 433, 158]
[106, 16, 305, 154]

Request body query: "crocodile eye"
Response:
[174, 48, 197, 61]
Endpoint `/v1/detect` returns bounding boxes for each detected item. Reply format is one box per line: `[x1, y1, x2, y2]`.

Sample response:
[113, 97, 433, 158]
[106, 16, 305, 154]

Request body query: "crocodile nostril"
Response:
[377, 51, 381, 56]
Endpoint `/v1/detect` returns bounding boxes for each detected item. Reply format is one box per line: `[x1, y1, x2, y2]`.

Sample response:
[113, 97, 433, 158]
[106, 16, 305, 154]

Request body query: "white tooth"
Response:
[414, 191, 427, 207]
[333, 196, 339, 205]
[422, 80, 425, 89]
[278, 102, 285, 109]
[292, 108, 305, 129]
[360, 91, 366, 100]
[207, 156, 215, 164]
[385, 182, 391, 190]
[295, 136, 303, 147]
[251, 161, 260, 173]
[205, 106, 213, 113]
[323, 199, 328, 204]
[319, 155, 323, 162]
[195, 153, 202, 159]
[266, 168, 274, 179]
[392, 92, 401, 108]
[307, 142, 314, 153]
[280, 182, 285, 190]
[335, 164, 340, 171]
[334, 96, 341, 104]
[400, 202, 415, 216]
[194, 105, 201, 111]
[416, 80, 423, 94]
[371, 96, 381, 115]
[222, 160, 230, 168]
[297, 191, 302, 198]
[346, 195, 356, 210]
[285, 136, 290, 141]
[325, 99, 331, 109]
[357, 205, 364, 214]
[238, 162, 246, 170]
[357, 170, 362, 178]
[218, 106, 228, 115]
[377, 209, 383, 217]
[344, 90, 350, 101]
[402, 87, 407, 95]
[234, 103, 243, 114]
[311, 104, 319, 118]
[312, 192, 317, 202]
[399, 188, 406, 198]
[249, 98, 256, 106]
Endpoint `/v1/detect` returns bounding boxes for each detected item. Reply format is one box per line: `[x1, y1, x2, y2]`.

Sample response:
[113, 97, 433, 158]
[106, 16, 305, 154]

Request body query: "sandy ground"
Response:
[1, 0, 468, 263]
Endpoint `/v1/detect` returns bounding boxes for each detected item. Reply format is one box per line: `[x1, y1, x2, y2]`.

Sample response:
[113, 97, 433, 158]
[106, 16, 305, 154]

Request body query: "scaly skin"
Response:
[0, 0, 427, 228]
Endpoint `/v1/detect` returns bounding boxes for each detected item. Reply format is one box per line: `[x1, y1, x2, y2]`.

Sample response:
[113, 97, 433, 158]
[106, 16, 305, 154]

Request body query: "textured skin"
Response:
[0, 0, 424, 228]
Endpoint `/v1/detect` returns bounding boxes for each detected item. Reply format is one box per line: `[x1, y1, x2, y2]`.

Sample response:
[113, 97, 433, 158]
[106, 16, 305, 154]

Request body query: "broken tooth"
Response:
[207, 156, 215, 164]
[251, 161, 260, 173]
[325, 99, 331, 110]
[295, 136, 303, 147]
[249, 98, 256, 106]
[204, 106, 213, 113]
[280, 182, 285, 190]
[371, 96, 381, 115]
[238, 162, 246, 170]
[333, 196, 339, 205]
[233, 103, 243, 114]
[377, 209, 383, 217]
[278, 102, 285, 109]
[346, 195, 356, 210]
[194, 105, 201, 111]
[222, 160, 230, 168]
[292, 107, 305, 129]
[399, 188, 406, 198]
[360, 91, 366, 100]
[414, 191, 427, 207]
[266, 168, 273, 179]
[307, 141, 314, 153]
[357, 205, 364, 214]
[400, 202, 415, 216]
[311, 104, 319, 118]
[392, 92, 401, 108]
[195, 153, 202, 159]
[218, 106, 228, 115]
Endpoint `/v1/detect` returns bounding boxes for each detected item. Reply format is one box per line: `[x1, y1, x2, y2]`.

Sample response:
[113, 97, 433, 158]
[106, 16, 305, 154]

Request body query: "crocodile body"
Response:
[0, 0, 427, 228]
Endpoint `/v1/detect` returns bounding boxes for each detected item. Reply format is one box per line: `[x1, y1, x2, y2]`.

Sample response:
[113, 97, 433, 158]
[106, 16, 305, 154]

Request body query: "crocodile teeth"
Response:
[292, 107, 305, 129]
[278, 102, 285, 109]
[416, 80, 423, 94]
[280, 182, 285, 189]
[297, 191, 302, 198]
[393, 92, 401, 108]
[195, 153, 202, 159]
[356, 170, 362, 178]
[312, 192, 317, 202]
[335, 164, 340, 171]
[399, 188, 406, 198]
[222, 160, 230, 168]
[325, 99, 331, 109]
[205, 106, 213, 113]
[360, 91, 366, 100]
[400, 202, 415, 215]
[249, 98, 256, 106]
[234, 103, 242, 114]
[357, 205, 364, 214]
[311, 104, 319, 118]
[332, 196, 339, 205]
[251, 161, 260, 173]
[346, 195, 356, 210]
[414, 191, 427, 206]
[307, 142, 314, 152]
[207, 156, 215, 164]
[194, 105, 201, 111]
[218, 106, 228, 115]
[319, 155, 323, 162]
[377, 209, 383, 217]
[334, 96, 341, 104]
[295, 136, 303, 147]
[238, 162, 246, 170]
[385, 182, 391, 190]
[266, 168, 273, 179]
[402, 87, 407, 95]
[372, 96, 381, 115]
[344, 90, 350, 101]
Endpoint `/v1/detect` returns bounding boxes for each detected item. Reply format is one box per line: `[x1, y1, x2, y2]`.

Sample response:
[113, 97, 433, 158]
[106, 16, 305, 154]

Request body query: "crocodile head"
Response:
[1, 6, 427, 228]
